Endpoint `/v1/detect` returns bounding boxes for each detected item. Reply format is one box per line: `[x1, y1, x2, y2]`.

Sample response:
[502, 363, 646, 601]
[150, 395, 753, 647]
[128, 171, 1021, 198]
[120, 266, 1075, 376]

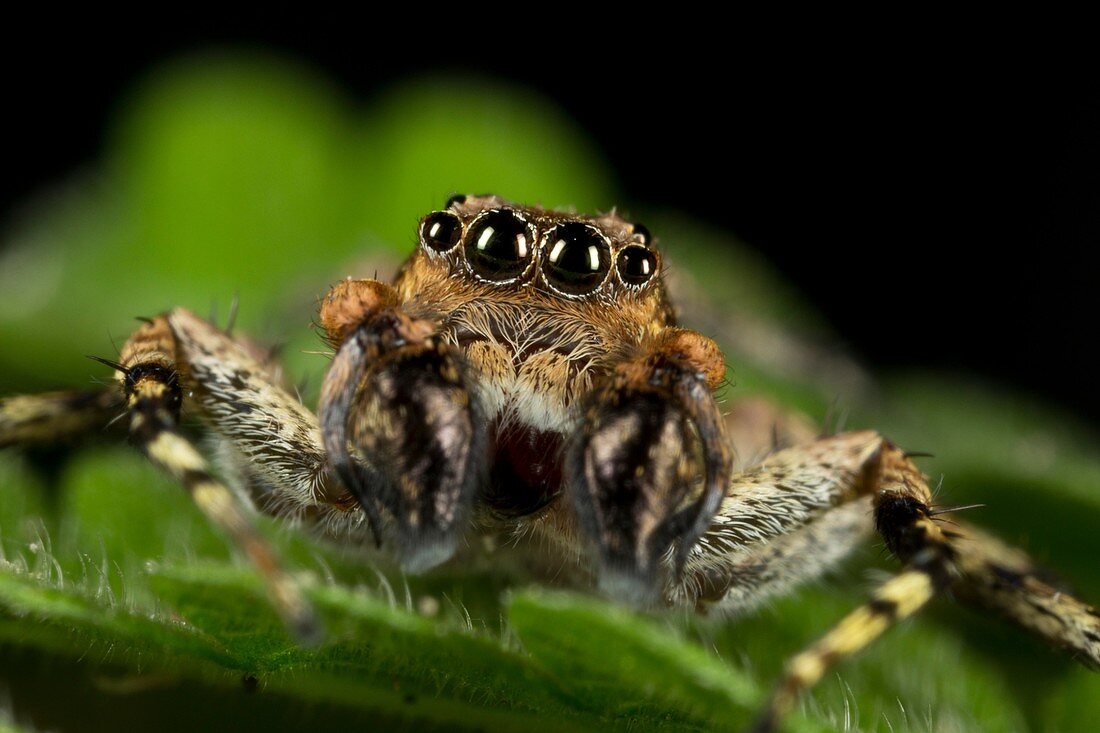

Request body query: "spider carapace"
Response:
[1, 194, 1097, 731]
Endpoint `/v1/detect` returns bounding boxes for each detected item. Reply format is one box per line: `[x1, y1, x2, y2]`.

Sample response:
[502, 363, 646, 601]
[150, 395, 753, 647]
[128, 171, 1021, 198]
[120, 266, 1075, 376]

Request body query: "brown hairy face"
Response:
[391, 194, 673, 516]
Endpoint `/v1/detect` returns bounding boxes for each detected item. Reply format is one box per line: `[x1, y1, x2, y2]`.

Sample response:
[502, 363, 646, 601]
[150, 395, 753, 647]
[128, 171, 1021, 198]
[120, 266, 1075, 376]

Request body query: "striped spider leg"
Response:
[107, 309, 354, 640]
[664, 425, 1100, 731]
[0, 389, 122, 450]
[1, 309, 359, 640]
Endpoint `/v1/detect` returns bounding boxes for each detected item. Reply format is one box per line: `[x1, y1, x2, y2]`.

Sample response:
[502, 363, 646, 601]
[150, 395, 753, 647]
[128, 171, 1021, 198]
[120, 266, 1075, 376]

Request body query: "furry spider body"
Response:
[1, 194, 1097, 731]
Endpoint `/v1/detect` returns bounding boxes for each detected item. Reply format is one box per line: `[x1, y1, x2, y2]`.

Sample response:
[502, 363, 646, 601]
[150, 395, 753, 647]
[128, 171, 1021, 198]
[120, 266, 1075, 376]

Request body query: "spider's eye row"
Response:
[420, 211, 463, 252]
[465, 209, 535, 281]
[434, 209, 653, 293]
[616, 245, 658, 286]
[541, 223, 611, 296]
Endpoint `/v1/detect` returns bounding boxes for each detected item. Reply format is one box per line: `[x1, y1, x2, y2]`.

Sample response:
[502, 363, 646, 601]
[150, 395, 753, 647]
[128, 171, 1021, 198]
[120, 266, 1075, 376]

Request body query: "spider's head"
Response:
[392, 195, 677, 521]
[395, 194, 675, 422]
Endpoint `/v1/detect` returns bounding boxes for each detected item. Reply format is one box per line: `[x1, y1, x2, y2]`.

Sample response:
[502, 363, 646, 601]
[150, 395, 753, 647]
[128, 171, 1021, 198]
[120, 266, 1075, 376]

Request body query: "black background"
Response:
[3, 18, 1096, 423]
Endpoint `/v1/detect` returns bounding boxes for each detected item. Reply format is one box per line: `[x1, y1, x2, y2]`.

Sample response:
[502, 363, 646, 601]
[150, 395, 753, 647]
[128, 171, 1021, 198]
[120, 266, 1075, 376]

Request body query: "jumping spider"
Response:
[1, 194, 1097, 731]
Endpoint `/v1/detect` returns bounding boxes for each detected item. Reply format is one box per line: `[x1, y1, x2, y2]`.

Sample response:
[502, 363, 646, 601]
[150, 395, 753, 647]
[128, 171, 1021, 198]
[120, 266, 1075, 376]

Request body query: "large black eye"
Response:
[420, 211, 462, 252]
[541, 222, 612, 296]
[464, 210, 534, 281]
[616, 245, 658, 286]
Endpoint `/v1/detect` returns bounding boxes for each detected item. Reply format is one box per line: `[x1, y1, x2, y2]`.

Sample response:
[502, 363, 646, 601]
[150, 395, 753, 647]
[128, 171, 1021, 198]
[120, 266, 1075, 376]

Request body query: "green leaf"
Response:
[509, 590, 828, 732]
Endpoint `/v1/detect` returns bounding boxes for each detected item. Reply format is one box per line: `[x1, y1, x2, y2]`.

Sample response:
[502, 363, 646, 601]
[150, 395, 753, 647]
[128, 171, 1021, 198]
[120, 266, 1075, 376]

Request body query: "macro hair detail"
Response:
[1, 194, 1097, 731]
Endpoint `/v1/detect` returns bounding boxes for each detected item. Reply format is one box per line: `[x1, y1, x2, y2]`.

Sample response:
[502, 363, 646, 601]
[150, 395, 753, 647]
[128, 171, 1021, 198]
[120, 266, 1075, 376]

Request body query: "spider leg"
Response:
[0, 388, 123, 448]
[164, 309, 346, 515]
[667, 428, 890, 621]
[111, 314, 320, 642]
[938, 520, 1100, 668]
[681, 494, 874, 615]
[0, 310, 346, 638]
[317, 278, 483, 572]
[736, 435, 1100, 732]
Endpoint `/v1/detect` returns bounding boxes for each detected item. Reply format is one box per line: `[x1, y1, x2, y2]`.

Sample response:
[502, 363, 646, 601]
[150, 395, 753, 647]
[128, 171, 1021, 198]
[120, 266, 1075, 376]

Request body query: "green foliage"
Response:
[1, 53, 1097, 731]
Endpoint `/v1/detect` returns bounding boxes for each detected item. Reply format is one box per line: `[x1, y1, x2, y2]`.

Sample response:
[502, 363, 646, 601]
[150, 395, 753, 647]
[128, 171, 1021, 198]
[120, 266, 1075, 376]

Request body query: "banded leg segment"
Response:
[116, 315, 320, 641]
[750, 566, 945, 733]
[738, 439, 955, 731]
[751, 504, 955, 730]
[878, 483, 1099, 667]
[0, 388, 122, 448]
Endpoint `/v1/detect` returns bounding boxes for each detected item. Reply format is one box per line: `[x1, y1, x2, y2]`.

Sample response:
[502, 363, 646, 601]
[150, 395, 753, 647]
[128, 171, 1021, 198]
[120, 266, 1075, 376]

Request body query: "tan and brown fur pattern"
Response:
[391, 196, 677, 435]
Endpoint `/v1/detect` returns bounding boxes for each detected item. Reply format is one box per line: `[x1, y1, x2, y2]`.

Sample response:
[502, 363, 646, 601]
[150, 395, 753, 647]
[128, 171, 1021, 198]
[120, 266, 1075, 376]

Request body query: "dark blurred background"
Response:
[2, 20, 1099, 733]
[3, 18, 1097, 422]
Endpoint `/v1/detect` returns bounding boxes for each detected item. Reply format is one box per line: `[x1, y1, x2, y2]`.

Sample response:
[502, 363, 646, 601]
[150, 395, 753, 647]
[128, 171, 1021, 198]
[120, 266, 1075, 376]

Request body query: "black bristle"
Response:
[86, 355, 127, 373]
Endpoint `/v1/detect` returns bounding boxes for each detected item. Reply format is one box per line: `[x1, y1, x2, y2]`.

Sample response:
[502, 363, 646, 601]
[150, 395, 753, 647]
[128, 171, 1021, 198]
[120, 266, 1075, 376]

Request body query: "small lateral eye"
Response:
[631, 223, 651, 246]
[542, 222, 611, 296]
[445, 193, 466, 208]
[616, 245, 658, 286]
[464, 209, 535, 281]
[420, 211, 463, 252]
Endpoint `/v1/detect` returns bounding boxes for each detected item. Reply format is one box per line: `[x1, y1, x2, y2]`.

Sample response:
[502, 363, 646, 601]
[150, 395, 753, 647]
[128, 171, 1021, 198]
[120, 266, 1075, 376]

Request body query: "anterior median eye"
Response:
[464, 210, 534, 281]
[541, 223, 611, 296]
[420, 211, 462, 252]
[616, 245, 658, 286]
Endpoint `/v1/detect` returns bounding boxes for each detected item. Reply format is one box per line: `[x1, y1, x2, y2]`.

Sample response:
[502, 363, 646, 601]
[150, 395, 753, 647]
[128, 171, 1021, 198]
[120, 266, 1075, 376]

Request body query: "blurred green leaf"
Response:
[509, 590, 814, 732]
